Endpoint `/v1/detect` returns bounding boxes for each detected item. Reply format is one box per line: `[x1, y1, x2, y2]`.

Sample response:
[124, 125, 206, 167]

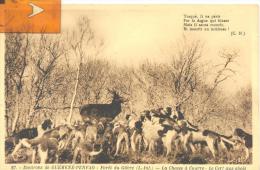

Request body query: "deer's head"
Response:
[107, 89, 125, 104]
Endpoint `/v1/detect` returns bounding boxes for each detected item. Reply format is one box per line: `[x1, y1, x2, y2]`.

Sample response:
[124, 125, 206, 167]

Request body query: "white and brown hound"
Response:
[72, 120, 107, 163]
[10, 124, 71, 163]
[113, 122, 130, 156]
[233, 128, 252, 160]
[10, 119, 54, 158]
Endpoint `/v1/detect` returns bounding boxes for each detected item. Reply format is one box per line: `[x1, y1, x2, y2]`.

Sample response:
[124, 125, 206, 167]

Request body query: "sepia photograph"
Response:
[3, 4, 258, 165]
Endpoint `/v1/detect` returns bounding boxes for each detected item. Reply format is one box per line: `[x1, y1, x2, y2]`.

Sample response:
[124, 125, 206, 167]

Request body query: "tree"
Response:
[135, 39, 203, 108]
[133, 38, 238, 125]
[67, 17, 95, 124]
[5, 33, 31, 134]
[234, 85, 252, 130]
[167, 39, 202, 106]
[25, 34, 65, 127]
[196, 49, 238, 124]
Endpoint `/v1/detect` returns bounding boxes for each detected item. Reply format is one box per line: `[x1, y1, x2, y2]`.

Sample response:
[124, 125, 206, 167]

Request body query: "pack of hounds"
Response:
[5, 106, 252, 164]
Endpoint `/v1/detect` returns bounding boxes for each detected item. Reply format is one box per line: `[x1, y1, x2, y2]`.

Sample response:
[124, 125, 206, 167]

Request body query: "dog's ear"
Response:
[97, 122, 105, 134]
[42, 120, 47, 130]
[140, 115, 145, 122]
[135, 121, 143, 130]
[106, 122, 113, 129]
[166, 107, 172, 113]
[157, 130, 165, 137]
[162, 124, 173, 132]
[202, 130, 211, 136]
[125, 114, 131, 120]
[41, 119, 52, 130]
[159, 118, 165, 124]
[234, 128, 242, 136]
[144, 111, 152, 121]
[172, 115, 177, 120]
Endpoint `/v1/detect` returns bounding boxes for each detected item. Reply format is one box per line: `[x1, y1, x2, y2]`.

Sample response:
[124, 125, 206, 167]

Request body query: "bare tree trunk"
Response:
[5, 114, 9, 137]
[26, 104, 35, 128]
[67, 64, 80, 124]
[11, 93, 20, 132]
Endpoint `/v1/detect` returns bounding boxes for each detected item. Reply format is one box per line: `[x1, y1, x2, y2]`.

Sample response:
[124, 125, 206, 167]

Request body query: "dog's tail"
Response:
[220, 134, 233, 139]
[220, 136, 235, 145]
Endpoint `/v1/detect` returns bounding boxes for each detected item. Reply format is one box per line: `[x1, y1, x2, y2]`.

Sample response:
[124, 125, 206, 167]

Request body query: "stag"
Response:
[79, 91, 124, 122]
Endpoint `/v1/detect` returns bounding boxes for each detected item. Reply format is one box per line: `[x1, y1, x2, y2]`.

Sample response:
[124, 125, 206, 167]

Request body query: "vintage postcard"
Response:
[0, 3, 259, 170]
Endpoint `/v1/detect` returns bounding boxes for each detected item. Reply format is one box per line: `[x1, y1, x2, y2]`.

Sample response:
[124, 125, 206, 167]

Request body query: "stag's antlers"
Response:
[106, 88, 118, 95]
